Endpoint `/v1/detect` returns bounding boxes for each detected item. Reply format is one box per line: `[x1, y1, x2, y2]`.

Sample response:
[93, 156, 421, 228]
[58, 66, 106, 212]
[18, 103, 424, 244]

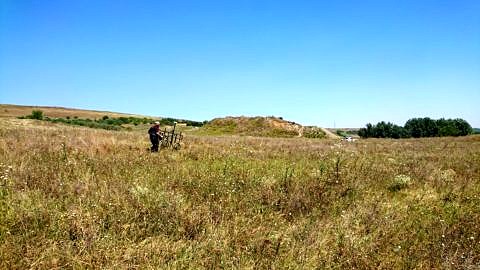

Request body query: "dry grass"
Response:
[1, 118, 479, 269]
[0, 104, 150, 119]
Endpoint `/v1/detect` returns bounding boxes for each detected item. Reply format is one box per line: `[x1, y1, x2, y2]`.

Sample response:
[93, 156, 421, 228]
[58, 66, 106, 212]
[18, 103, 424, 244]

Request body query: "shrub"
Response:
[304, 127, 326, 138]
[29, 110, 44, 120]
[336, 130, 347, 137]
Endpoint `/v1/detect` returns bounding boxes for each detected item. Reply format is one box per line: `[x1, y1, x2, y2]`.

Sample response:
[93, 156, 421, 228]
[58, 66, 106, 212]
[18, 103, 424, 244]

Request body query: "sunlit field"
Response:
[1, 118, 479, 269]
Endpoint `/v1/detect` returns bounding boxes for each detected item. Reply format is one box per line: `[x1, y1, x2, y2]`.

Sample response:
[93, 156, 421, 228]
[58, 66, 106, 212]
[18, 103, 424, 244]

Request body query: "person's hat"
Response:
[154, 121, 160, 125]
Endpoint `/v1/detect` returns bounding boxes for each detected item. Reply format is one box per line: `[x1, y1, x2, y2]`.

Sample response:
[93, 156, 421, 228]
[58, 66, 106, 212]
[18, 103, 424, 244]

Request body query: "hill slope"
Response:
[1, 105, 333, 138]
[201, 116, 330, 138]
[201, 116, 301, 137]
[0, 104, 151, 119]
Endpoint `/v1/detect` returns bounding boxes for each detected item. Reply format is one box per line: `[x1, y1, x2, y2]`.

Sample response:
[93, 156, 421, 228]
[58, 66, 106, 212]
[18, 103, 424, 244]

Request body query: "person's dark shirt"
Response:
[148, 126, 159, 136]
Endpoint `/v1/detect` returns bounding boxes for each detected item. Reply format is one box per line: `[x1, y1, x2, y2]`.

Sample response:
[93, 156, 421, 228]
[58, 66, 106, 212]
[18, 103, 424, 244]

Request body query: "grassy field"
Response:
[1, 117, 479, 269]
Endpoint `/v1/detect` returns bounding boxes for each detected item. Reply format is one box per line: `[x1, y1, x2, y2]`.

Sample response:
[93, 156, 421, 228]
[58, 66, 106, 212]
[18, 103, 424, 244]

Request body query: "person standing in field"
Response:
[148, 121, 161, 152]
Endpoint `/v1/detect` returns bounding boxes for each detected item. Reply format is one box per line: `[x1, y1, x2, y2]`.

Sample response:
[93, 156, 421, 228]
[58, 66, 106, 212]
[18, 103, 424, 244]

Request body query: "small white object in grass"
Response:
[394, 174, 411, 186]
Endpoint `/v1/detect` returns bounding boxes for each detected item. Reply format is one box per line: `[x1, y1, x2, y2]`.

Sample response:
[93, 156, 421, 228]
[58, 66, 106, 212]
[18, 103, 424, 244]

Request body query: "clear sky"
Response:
[1, 0, 479, 127]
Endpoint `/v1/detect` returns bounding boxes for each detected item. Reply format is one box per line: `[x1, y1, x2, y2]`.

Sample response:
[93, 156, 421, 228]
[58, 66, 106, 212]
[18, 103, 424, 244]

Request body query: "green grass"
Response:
[1, 118, 479, 269]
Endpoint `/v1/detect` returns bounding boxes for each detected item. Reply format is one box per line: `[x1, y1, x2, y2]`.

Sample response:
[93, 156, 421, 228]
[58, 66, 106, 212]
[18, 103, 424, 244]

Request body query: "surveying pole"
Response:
[170, 121, 177, 145]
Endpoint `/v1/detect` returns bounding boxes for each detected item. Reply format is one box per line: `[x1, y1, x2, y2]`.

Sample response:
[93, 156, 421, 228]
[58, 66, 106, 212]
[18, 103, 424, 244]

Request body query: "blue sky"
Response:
[1, 0, 479, 127]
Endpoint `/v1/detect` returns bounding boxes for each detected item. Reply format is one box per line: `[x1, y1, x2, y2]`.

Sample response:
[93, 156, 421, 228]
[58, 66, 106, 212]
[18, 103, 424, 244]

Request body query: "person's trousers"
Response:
[150, 135, 159, 152]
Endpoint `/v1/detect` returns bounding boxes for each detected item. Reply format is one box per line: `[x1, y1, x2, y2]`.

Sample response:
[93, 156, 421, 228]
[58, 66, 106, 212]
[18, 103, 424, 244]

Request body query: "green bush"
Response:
[336, 130, 347, 137]
[304, 127, 326, 138]
[29, 110, 44, 120]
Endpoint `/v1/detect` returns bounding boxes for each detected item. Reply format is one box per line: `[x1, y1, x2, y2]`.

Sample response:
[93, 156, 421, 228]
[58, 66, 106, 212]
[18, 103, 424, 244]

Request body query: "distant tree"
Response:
[405, 118, 424, 138]
[453, 118, 473, 136]
[404, 118, 436, 137]
[359, 120, 418, 139]
[358, 123, 374, 138]
[359, 117, 473, 138]
[436, 118, 453, 136]
[390, 123, 409, 138]
[424, 118, 438, 137]
[435, 118, 472, 137]
[374, 121, 388, 138]
[390, 125, 402, 139]
[439, 125, 457, 136]
[358, 128, 366, 138]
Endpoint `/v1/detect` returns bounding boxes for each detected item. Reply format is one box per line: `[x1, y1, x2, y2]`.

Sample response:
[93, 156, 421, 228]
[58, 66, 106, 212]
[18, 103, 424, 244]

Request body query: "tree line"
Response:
[358, 117, 473, 139]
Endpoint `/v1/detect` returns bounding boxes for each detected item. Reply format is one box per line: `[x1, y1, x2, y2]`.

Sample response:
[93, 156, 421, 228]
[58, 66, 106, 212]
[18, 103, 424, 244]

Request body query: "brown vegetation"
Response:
[1, 118, 479, 269]
[0, 104, 149, 119]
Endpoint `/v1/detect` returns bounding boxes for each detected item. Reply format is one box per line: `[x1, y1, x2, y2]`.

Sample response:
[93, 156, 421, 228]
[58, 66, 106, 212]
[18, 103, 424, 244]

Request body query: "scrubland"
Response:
[1, 118, 479, 269]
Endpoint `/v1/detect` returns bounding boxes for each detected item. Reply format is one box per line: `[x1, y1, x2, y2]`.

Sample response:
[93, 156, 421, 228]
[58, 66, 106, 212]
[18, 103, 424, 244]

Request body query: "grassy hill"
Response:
[1, 117, 479, 268]
[200, 116, 302, 137]
[0, 104, 147, 119]
[0, 104, 205, 132]
[199, 116, 328, 138]
[1, 105, 331, 139]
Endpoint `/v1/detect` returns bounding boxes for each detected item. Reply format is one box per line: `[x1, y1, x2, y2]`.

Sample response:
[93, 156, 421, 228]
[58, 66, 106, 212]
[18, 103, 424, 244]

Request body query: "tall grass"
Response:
[0, 119, 479, 269]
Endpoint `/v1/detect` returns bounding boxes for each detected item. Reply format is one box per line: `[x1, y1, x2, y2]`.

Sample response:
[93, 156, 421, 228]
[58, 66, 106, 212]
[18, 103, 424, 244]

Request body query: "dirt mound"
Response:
[203, 116, 304, 138]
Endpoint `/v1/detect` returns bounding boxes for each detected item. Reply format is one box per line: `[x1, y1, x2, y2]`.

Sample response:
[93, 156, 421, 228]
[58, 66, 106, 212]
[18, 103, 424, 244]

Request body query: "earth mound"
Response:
[203, 116, 324, 138]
